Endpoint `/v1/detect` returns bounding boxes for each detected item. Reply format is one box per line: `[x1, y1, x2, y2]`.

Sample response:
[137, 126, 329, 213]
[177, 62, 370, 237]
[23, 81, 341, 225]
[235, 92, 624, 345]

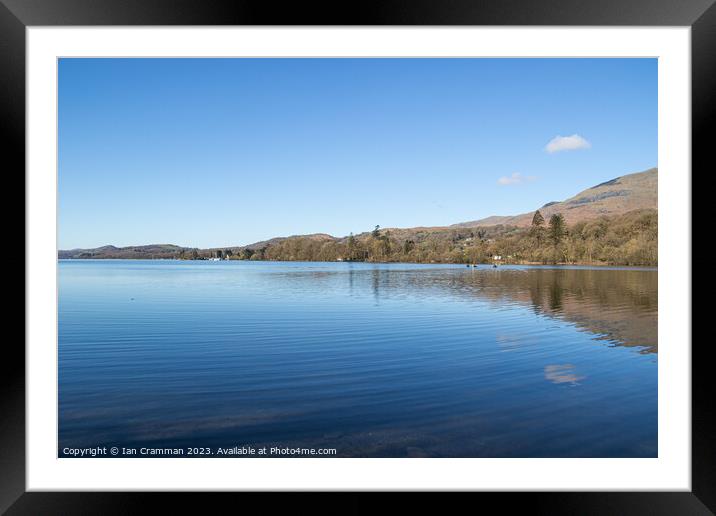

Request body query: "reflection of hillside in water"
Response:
[352, 266, 657, 353]
[441, 268, 657, 352]
[275, 265, 657, 353]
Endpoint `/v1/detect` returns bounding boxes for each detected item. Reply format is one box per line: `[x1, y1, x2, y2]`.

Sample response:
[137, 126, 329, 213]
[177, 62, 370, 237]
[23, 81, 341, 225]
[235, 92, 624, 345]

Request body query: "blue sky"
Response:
[59, 58, 657, 249]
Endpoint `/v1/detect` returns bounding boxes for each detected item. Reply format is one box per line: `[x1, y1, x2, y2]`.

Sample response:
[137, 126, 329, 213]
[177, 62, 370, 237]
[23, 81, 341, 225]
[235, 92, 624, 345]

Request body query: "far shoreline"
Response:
[57, 258, 658, 271]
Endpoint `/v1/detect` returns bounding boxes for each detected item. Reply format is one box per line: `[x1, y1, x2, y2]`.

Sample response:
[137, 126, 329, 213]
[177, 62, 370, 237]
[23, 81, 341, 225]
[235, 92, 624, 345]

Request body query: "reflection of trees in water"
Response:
[466, 268, 657, 352]
[346, 267, 658, 352]
[548, 275, 563, 313]
[372, 269, 380, 304]
[274, 265, 657, 352]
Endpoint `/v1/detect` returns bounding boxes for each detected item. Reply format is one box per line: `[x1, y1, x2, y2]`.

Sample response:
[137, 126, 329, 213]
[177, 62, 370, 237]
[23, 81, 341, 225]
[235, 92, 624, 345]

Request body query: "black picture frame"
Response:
[4, 1, 710, 513]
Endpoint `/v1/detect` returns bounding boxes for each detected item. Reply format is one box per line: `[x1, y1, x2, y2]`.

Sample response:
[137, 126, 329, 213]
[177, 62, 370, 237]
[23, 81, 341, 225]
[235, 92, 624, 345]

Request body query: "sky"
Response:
[58, 58, 657, 249]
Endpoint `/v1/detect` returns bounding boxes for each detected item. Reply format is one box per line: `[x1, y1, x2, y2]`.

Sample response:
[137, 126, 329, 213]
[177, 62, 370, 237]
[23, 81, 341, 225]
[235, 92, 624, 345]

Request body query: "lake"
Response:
[58, 260, 657, 457]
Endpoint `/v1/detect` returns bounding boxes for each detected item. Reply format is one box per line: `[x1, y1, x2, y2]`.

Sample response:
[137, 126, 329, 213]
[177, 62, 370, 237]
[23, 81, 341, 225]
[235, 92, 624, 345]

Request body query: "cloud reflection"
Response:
[544, 364, 585, 385]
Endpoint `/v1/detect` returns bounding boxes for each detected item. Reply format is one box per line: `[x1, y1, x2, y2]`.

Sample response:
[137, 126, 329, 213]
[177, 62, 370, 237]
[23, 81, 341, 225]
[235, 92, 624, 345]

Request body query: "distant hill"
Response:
[58, 167, 657, 264]
[238, 233, 336, 251]
[453, 168, 657, 228]
[58, 244, 193, 260]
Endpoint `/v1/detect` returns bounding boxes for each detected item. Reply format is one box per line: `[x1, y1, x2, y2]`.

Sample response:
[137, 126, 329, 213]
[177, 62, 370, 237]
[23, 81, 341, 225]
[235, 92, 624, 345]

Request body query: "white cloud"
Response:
[497, 172, 536, 186]
[545, 134, 591, 153]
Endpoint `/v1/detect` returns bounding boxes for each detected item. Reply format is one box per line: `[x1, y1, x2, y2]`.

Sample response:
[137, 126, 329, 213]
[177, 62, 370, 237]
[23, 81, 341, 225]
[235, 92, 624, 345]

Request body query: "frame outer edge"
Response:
[6, 0, 713, 512]
[0, 0, 27, 513]
[692, 2, 716, 513]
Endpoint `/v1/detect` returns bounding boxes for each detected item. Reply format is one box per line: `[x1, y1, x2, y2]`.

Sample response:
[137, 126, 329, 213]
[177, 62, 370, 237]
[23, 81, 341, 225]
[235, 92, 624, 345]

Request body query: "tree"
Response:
[403, 239, 415, 255]
[531, 210, 545, 228]
[548, 213, 566, 246]
[372, 225, 381, 238]
[381, 230, 392, 257]
[347, 232, 357, 261]
[530, 209, 546, 244]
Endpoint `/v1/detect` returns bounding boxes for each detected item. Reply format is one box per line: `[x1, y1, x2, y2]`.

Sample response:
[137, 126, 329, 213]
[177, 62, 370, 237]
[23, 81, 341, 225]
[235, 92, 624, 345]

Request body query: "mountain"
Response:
[452, 168, 657, 228]
[58, 167, 657, 262]
[238, 233, 336, 251]
[58, 244, 193, 259]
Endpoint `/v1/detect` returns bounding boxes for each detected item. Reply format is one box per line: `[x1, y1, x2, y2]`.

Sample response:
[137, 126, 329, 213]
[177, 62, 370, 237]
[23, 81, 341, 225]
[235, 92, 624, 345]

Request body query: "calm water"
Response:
[58, 260, 657, 457]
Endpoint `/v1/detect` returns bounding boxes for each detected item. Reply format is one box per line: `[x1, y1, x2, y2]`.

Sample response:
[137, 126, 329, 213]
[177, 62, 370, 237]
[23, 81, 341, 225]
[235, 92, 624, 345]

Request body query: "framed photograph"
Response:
[6, 0, 710, 512]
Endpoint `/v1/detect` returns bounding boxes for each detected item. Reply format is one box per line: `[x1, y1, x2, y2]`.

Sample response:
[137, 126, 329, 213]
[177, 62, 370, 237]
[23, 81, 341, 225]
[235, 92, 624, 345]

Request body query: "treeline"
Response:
[218, 209, 657, 266]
